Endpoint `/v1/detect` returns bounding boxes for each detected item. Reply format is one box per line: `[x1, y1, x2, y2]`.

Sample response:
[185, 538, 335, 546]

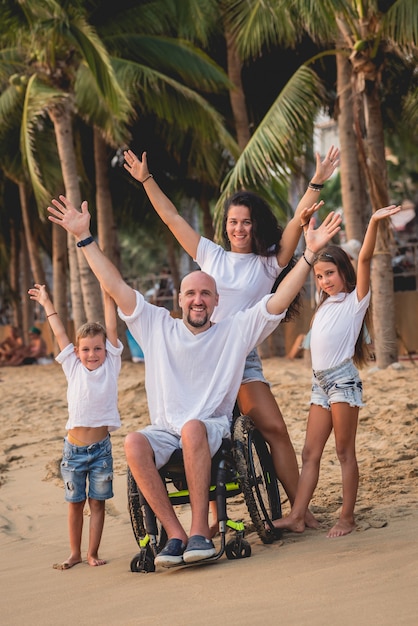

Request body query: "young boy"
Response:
[28, 284, 123, 569]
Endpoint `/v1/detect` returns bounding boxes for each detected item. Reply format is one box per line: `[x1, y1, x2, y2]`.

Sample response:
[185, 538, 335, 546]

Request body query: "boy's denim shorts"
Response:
[242, 348, 269, 386]
[311, 358, 365, 410]
[61, 434, 114, 503]
[140, 416, 231, 470]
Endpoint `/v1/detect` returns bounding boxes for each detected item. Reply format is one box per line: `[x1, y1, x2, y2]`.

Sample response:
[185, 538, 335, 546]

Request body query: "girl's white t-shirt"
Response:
[56, 339, 123, 431]
[195, 237, 284, 322]
[310, 289, 371, 371]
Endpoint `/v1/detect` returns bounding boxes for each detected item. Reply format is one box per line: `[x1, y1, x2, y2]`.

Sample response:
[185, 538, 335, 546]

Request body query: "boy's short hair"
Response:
[76, 322, 106, 346]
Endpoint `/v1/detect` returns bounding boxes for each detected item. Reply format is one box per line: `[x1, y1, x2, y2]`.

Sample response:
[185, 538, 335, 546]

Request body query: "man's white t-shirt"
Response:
[195, 237, 284, 322]
[310, 289, 371, 371]
[118, 291, 285, 435]
[56, 339, 123, 431]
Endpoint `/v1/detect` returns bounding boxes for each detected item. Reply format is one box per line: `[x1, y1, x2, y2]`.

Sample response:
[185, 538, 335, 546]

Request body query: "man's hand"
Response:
[302, 207, 342, 253]
[48, 196, 91, 240]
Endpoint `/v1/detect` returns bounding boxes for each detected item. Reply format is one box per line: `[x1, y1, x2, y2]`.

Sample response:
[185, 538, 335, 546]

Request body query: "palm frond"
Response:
[107, 35, 233, 93]
[383, 0, 418, 47]
[214, 65, 324, 226]
[65, 14, 133, 117]
[20, 75, 66, 210]
[113, 58, 239, 161]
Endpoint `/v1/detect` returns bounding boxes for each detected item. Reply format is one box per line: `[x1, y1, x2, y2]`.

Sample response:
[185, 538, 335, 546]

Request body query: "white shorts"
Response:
[139, 417, 231, 469]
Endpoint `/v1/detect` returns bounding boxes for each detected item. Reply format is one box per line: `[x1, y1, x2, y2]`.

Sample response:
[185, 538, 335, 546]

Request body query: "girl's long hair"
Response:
[221, 190, 301, 321]
[313, 245, 371, 367]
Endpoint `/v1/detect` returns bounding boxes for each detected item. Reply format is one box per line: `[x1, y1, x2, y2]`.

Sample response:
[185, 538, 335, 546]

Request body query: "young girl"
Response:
[272, 204, 401, 538]
[28, 284, 123, 568]
[123, 146, 339, 531]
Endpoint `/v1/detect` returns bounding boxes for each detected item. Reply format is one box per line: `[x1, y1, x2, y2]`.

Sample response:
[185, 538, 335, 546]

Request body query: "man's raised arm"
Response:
[48, 195, 137, 316]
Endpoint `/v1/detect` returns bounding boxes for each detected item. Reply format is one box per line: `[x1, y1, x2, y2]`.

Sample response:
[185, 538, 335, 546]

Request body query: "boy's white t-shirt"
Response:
[56, 339, 123, 431]
[310, 289, 371, 371]
[118, 291, 285, 435]
[195, 237, 284, 322]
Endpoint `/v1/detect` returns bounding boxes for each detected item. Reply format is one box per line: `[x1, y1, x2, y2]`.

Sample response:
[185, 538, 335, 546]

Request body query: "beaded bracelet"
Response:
[302, 252, 313, 267]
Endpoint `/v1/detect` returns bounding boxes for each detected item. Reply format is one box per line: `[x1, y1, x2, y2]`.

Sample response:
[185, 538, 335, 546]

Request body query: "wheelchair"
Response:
[127, 413, 282, 573]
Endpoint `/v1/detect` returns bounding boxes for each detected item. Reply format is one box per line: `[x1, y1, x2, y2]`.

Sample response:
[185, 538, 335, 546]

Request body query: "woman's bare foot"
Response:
[326, 519, 356, 538]
[304, 509, 321, 529]
[53, 556, 82, 570]
[87, 554, 107, 566]
[272, 515, 305, 533]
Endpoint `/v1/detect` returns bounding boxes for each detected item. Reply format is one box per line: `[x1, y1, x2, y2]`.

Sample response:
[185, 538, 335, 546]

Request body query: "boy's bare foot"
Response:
[53, 556, 82, 570]
[304, 509, 320, 529]
[87, 555, 107, 566]
[272, 515, 305, 534]
[326, 519, 356, 538]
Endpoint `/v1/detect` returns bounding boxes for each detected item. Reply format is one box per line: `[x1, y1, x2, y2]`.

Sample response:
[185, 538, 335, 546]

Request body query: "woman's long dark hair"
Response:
[221, 190, 301, 321]
[313, 245, 371, 367]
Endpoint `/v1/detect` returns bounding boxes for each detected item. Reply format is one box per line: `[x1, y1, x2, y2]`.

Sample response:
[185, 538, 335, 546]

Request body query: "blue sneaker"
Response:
[154, 538, 186, 567]
[183, 535, 216, 564]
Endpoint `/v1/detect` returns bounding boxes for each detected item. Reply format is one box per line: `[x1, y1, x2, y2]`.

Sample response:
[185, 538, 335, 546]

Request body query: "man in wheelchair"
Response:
[48, 195, 341, 568]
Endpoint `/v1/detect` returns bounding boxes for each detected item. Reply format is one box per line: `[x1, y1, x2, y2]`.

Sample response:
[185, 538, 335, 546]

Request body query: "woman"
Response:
[124, 146, 339, 528]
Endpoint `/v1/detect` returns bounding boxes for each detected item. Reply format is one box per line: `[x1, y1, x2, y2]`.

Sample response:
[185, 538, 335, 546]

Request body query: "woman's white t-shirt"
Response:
[195, 237, 284, 322]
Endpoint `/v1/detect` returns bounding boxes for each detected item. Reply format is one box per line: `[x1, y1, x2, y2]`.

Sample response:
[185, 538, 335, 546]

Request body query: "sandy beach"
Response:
[1, 355, 417, 625]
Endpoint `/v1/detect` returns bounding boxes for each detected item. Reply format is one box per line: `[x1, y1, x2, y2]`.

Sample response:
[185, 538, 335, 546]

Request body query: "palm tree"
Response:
[215, 0, 418, 367]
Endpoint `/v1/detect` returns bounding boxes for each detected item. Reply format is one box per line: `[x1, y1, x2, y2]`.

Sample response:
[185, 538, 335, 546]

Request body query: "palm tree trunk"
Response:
[224, 28, 251, 150]
[52, 223, 69, 347]
[351, 64, 398, 368]
[336, 51, 370, 239]
[48, 101, 102, 330]
[94, 129, 120, 267]
[19, 182, 46, 285]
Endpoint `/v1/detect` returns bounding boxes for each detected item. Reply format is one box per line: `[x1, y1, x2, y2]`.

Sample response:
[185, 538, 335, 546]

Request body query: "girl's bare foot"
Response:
[53, 556, 82, 570]
[326, 519, 356, 538]
[208, 521, 219, 539]
[272, 515, 305, 533]
[87, 554, 107, 566]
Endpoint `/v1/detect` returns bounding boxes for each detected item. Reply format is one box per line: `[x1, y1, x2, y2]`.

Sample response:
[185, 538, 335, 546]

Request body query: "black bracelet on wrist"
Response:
[308, 182, 324, 191]
[140, 173, 153, 184]
[76, 236, 94, 248]
[302, 252, 313, 268]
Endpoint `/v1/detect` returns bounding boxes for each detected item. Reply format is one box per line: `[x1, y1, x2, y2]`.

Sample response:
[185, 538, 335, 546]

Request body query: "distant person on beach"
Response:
[0, 326, 23, 364]
[46, 193, 340, 567]
[3, 326, 47, 366]
[271, 205, 401, 538]
[28, 284, 123, 569]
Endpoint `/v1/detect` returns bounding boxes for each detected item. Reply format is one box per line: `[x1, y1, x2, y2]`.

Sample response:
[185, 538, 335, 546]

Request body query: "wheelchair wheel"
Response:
[225, 537, 251, 560]
[233, 415, 282, 544]
[130, 547, 156, 573]
[127, 466, 146, 545]
[127, 466, 168, 553]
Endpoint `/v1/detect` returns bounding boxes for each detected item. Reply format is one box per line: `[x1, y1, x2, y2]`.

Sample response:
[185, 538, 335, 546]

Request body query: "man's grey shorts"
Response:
[311, 358, 365, 410]
[139, 417, 231, 469]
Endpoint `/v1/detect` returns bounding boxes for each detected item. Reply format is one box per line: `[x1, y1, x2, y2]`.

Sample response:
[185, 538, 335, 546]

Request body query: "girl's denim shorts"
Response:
[242, 348, 269, 386]
[61, 434, 113, 503]
[311, 358, 364, 409]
